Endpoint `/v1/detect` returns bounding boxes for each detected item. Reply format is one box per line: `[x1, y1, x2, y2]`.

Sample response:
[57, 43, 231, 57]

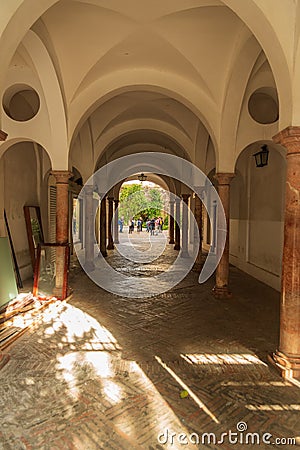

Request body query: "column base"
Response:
[99, 250, 107, 258]
[52, 287, 64, 300]
[107, 244, 114, 250]
[268, 351, 300, 381]
[114, 239, 119, 244]
[169, 239, 175, 244]
[212, 285, 232, 299]
[174, 244, 180, 251]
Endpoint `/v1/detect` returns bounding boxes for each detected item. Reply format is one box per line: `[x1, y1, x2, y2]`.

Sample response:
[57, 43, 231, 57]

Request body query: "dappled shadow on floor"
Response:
[0, 242, 298, 449]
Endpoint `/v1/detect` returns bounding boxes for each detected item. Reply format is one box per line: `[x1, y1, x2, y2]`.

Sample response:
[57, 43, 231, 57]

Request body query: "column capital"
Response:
[214, 173, 235, 185]
[51, 170, 73, 184]
[83, 184, 94, 194]
[194, 186, 206, 199]
[0, 130, 8, 141]
[273, 126, 300, 156]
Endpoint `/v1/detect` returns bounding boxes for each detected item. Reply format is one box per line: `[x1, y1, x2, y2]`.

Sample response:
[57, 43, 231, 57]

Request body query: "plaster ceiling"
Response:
[4, 0, 281, 171]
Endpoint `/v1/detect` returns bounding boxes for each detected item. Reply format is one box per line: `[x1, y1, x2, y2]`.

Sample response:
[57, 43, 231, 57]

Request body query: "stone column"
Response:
[107, 197, 114, 250]
[99, 195, 107, 257]
[193, 191, 203, 270]
[0, 131, 7, 236]
[95, 199, 100, 245]
[52, 171, 72, 243]
[271, 126, 300, 379]
[169, 200, 175, 244]
[0, 157, 5, 237]
[84, 185, 95, 271]
[181, 194, 190, 257]
[212, 173, 235, 299]
[51, 170, 72, 299]
[114, 199, 119, 244]
[174, 198, 181, 250]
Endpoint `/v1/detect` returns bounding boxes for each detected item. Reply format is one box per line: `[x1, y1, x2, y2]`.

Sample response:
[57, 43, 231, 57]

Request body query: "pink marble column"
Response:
[271, 126, 300, 380]
[107, 197, 114, 250]
[193, 191, 203, 270]
[0, 132, 5, 236]
[181, 194, 190, 257]
[174, 198, 181, 251]
[51, 171, 72, 244]
[51, 170, 72, 299]
[212, 173, 235, 299]
[169, 200, 175, 244]
[100, 195, 107, 257]
[114, 200, 119, 244]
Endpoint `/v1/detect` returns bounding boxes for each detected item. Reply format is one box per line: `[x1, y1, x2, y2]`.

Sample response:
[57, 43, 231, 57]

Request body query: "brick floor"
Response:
[0, 233, 299, 449]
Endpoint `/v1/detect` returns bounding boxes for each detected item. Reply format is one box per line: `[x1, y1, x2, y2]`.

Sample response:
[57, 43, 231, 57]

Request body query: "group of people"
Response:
[118, 216, 164, 235]
[146, 217, 164, 235]
[128, 217, 143, 234]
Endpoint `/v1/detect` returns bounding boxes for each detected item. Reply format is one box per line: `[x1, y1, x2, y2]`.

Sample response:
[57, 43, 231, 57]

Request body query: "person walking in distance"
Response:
[119, 216, 124, 233]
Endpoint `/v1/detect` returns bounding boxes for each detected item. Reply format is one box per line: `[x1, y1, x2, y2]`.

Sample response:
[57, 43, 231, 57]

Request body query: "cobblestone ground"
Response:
[0, 231, 300, 449]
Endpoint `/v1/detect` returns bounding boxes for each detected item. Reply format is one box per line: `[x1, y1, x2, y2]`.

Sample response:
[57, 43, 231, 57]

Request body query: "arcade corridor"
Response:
[1, 1, 300, 448]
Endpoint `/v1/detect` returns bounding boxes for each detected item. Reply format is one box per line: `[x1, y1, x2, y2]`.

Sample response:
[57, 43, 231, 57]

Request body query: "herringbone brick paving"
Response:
[0, 233, 299, 449]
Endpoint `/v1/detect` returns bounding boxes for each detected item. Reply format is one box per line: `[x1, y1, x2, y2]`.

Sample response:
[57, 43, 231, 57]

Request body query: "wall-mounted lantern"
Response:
[138, 173, 147, 182]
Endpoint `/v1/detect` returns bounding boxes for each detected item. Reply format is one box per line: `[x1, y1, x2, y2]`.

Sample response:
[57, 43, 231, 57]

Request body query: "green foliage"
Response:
[119, 184, 142, 202]
[119, 184, 164, 223]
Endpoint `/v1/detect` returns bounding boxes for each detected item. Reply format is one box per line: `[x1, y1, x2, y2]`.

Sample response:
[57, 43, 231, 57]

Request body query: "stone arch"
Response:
[68, 73, 218, 152]
[218, 34, 262, 172]
[93, 119, 193, 166]
[20, 30, 68, 169]
[222, 0, 293, 127]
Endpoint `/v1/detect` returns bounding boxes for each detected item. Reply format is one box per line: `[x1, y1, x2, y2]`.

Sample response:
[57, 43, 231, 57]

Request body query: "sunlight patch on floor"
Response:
[180, 353, 267, 366]
[36, 301, 200, 444]
[155, 355, 220, 424]
[246, 404, 300, 411]
[221, 381, 288, 387]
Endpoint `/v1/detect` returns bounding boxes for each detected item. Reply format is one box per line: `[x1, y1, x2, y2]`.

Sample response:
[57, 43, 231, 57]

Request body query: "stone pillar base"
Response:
[268, 351, 300, 381]
[174, 244, 180, 251]
[169, 238, 175, 244]
[52, 287, 64, 299]
[99, 249, 107, 258]
[107, 243, 114, 250]
[212, 286, 232, 299]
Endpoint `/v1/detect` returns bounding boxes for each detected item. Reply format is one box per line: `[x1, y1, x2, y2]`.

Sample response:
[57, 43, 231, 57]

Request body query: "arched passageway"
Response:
[1, 2, 300, 447]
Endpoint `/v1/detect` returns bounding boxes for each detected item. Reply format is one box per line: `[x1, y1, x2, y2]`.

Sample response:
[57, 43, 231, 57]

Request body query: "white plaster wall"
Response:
[3, 142, 38, 280]
[230, 148, 286, 291]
